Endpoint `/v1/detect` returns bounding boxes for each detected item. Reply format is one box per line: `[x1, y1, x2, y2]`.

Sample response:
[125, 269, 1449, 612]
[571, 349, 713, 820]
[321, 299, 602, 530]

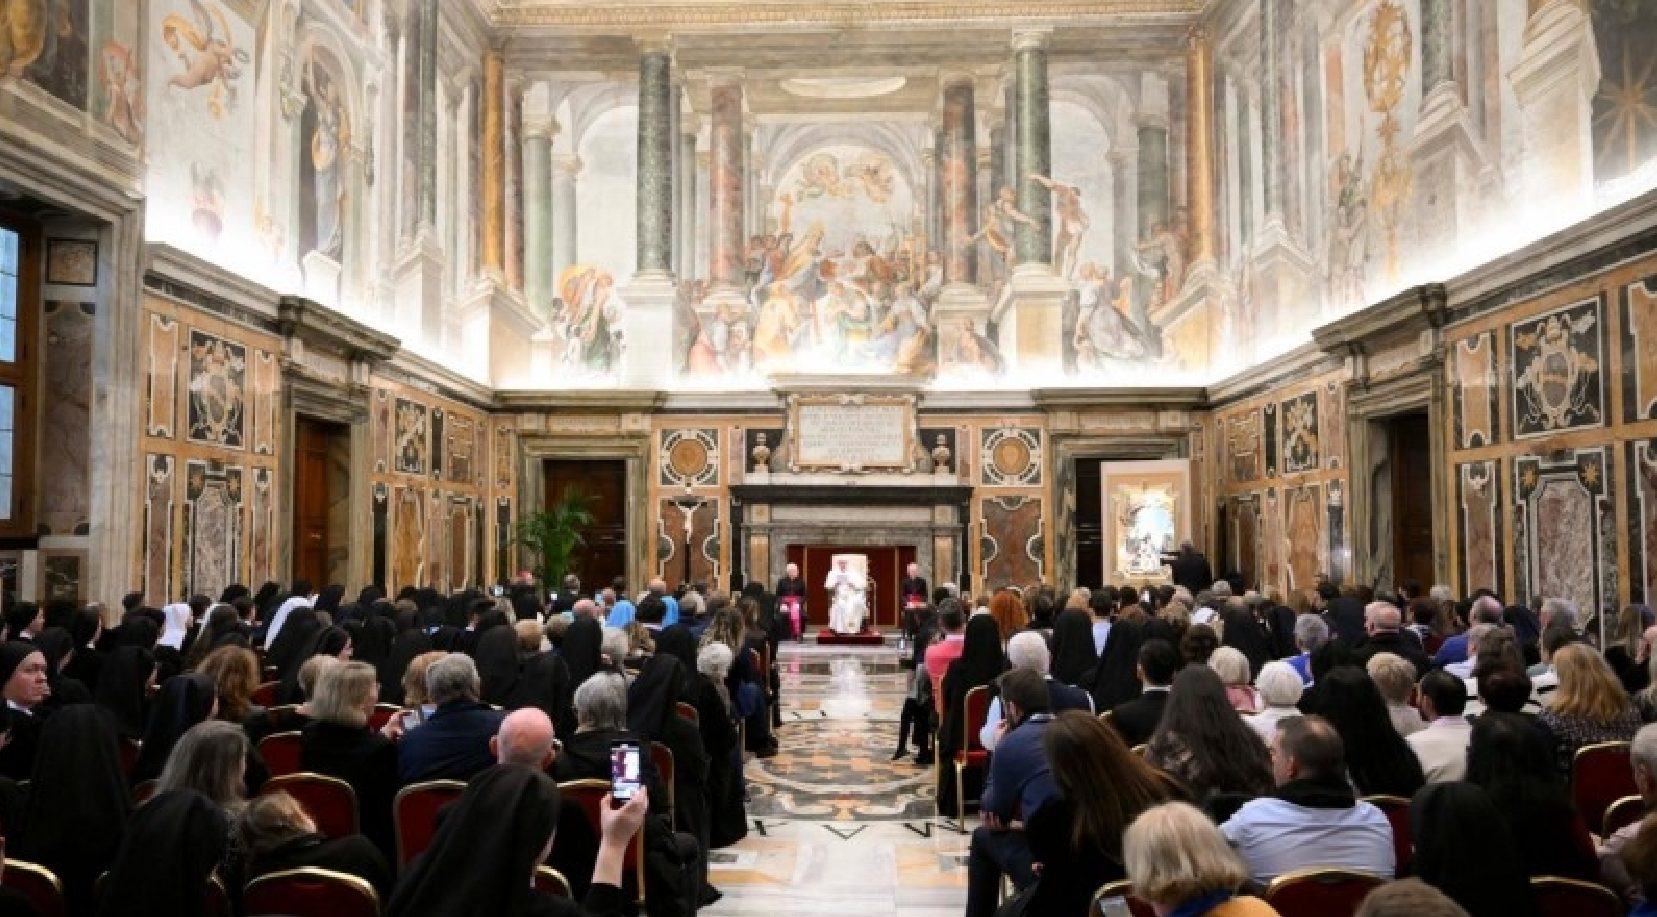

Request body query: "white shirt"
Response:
[1220, 796, 1396, 886]
[1407, 715, 1473, 783]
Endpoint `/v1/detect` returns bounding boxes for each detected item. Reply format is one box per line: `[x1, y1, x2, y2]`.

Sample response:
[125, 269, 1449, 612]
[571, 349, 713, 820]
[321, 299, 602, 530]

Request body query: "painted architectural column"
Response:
[1012, 31, 1052, 266]
[677, 117, 699, 281]
[707, 76, 746, 294]
[1003, 76, 1019, 192]
[1137, 115, 1170, 242]
[1259, 0, 1285, 222]
[397, 12, 419, 241]
[919, 147, 936, 250]
[454, 80, 475, 289]
[480, 51, 505, 276]
[634, 43, 675, 279]
[1109, 149, 1133, 277]
[551, 153, 580, 286]
[1421, 0, 1454, 95]
[939, 76, 979, 286]
[524, 115, 554, 319]
[505, 79, 526, 291]
[416, 0, 439, 229]
[931, 127, 946, 253]
[1185, 27, 1218, 268]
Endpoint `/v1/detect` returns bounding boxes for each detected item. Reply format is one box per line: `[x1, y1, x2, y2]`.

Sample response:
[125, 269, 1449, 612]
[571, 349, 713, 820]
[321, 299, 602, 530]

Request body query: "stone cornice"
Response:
[1031, 387, 1207, 409]
[383, 349, 498, 412]
[493, 389, 670, 412]
[1311, 283, 1448, 358]
[143, 243, 282, 324]
[479, 0, 1201, 29]
[276, 295, 401, 365]
[1203, 340, 1341, 408]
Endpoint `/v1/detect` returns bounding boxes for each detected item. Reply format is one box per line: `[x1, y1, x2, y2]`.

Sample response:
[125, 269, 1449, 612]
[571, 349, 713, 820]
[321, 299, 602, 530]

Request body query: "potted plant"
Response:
[514, 486, 596, 589]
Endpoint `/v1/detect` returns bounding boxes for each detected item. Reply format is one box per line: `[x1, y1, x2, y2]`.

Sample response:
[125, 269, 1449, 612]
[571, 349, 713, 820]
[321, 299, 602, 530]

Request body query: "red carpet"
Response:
[816, 629, 885, 646]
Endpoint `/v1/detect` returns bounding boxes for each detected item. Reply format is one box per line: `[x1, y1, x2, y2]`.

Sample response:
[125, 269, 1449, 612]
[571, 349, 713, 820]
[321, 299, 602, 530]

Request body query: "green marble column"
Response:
[1013, 32, 1052, 266]
[1260, 0, 1284, 220]
[635, 47, 674, 278]
[417, 0, 438, 228]
[1421, 0, 1453, 92]
[1137, 119, 1170, 240]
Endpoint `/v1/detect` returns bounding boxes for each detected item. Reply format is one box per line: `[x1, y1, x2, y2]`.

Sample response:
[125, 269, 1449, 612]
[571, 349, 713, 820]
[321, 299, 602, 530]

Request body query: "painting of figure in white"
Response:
[1114, 483, 1177, 578]
[551, 265, 623, 376]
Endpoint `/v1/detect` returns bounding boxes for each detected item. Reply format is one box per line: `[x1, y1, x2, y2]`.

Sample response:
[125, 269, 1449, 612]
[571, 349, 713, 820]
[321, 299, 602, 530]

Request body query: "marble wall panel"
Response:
[425, 487, 446, 590]
[1455, 460, 1502, 596]
[447, 415, 475, 487]
[658, 498, 719, 590]
[1515, 449, 1614, 613]
[146, 313, 179, 438]
[1226, 412, 1263, 484]
[185, 329, 247, 449]
[1626, 277, 1657, 423]
[659, 428, 720, 488]
[41, 553, 83, 603]
[142, 454, 174, 604]
[1452, 331, 1499, 449]
[1510, 297, 1606, 439]
[1631, 440, 1657, 605]
[249, 467, 275, 587]
[979, 428, 1043, 487]
[448, 498, 472, 589]
[1233, 496, 1259, 588]
[1280, 391, 1320, 474]
[494, 424, 514, 489]
[1261, 488, 1283, 592]
[1283, 484, 1325, 595]
[249, 349, 279, 456]
[394, 397, 428, 475]
[1320, 380, 1347, 471]
[1263, 402, 1280, 478]
[391, 486, 424, 593]
[40, 302, 93, 535]
[183, 460, 242, 601]
[372, 484, 389, 590]
[980, 496, 1043, 589]
[431, 409, 445, 480]
[372, 389, 392, 473]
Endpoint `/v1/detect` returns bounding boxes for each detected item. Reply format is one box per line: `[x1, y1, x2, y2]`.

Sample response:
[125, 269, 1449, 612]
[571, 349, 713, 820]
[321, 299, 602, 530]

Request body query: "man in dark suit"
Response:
[1353, 602, 1430, 676]
[397, 654, 506, 783]
[1165, 540, 1214, 595]
[965, 668, 1058, 917]
[1107, 639, 1179, 747]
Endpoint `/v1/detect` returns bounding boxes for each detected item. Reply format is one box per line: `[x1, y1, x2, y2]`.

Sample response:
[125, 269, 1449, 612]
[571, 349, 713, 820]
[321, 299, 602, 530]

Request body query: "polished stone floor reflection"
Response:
[704, 644, 969, 917]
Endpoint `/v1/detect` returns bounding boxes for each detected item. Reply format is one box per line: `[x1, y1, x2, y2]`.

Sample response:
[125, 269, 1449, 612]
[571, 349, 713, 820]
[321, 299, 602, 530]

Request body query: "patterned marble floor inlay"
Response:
[704, 644, 968, 917]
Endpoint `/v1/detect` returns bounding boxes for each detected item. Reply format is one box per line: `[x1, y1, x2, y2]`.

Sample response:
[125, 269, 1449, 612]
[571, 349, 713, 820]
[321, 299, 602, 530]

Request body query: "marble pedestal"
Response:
[393, 233, 446, 348]
[1250, 225, 1315, 352]
[1003, 264, 1071, 375]
[301, 251, 343, 308]
[1409, 84, 1490, 268]
[1510, 0, 1600, 225]
[622, 271, 678, 389]
[458, 277, 542, 387]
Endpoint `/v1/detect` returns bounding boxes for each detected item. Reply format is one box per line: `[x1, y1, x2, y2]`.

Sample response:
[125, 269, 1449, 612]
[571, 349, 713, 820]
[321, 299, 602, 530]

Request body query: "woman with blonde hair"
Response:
[1123, 801, 1280, 916]
[300, 661, 399, 858]
[235, 791, 392, 899]
[1539, 642, 1642, 771]
[401, 650, 446, 712]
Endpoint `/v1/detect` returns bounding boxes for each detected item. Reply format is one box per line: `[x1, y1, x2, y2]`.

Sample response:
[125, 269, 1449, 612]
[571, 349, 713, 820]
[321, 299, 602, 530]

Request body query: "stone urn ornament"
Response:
[750, 432, 772, 473]
[931, 433, 953, 474]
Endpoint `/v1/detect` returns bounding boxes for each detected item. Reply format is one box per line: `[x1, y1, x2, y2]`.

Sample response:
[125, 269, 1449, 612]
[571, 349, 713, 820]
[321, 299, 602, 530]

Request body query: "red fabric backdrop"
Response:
[785, 545, 916, 629]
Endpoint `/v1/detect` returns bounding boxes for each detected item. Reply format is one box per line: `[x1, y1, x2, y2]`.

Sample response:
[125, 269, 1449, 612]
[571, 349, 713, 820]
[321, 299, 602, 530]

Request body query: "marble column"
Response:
[524, 116, 554, 320]
[707, 76, 747, 296]
[919, 147, 935, 248]
[1421, 0, 1454, 97]
[930, 127, 946, 254]
[1137, 116, 1170, 241]
[416, 0, 438, 229]
[397, 13, 419, 242]
[1012, 32, 1052, 267]
[677, 118, 698, 281]
[1109, 150, 1133, 277]
[480, 51, 505, 276]
[551, 153, 580, 286]
[634, 44, 675, 280]
[1003, 77, 1019, 193]
[505, 79, 525, 292]
[454, 81, 475, 287]
[1185, 27, 1218, 269]
[1410, 0, 1487, 262]
[1238, 81, 1254, 250]
[1259, 0, 1285, 224]
[939, 76, 979, 286]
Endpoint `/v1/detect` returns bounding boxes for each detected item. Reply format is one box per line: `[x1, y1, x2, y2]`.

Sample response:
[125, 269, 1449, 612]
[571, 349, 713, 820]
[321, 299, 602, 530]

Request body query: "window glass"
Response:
[0, 229, 16, 276]
[0, 228, 14, 364]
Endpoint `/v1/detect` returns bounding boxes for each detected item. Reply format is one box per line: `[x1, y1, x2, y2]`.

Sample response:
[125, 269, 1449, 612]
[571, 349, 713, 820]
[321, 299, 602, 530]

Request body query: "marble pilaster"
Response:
[481, 51, 505, 276]
[416, 0, 438, 229]
[707, 76, 747, 297]
[939, 77, 979, 287]
[551, 154, 580, 287]
[1421, 0, 1454, 94]
[524, 116, 554, 320]
[505, 79, 526, 292]
[1259, 0, 1285, 225]
[1409, 0, 1488, 267]
[1510, 0, 1600, 224]
[1185, 27, 1218, 272]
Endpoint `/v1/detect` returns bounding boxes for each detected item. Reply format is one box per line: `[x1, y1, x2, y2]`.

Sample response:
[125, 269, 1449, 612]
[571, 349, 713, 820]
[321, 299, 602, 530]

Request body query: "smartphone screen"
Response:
[610, 741, 642, 803]
[399, 710, 421, 732]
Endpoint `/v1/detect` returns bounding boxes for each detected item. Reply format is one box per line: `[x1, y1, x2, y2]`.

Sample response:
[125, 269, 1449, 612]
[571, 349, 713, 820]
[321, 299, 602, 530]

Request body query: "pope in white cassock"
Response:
[825, 555, 869, 634]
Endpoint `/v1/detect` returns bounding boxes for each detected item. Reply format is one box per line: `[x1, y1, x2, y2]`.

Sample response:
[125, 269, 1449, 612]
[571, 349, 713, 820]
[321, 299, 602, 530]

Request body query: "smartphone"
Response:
[491, 585, 505, 597]
[609, 740, 642, 804]
[398, 710, 421, 732]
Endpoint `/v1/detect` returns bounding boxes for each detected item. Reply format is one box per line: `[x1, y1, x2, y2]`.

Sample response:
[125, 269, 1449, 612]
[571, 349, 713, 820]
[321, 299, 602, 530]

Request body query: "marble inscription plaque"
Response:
[792, 401, 911, 470]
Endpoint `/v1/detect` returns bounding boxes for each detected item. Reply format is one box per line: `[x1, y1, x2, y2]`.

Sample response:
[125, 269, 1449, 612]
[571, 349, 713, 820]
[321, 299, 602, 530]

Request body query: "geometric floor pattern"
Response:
[704, 643, 970, 917]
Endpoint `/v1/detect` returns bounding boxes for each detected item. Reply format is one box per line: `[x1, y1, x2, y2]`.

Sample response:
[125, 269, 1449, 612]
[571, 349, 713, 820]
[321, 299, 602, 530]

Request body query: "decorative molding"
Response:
[277, 296, 401, 365]
[481, 0, 1200, 28]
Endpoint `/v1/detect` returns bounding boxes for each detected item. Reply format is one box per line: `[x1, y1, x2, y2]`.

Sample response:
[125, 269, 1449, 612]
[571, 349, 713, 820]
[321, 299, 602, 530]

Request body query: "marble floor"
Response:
[704, 643, 969, 917]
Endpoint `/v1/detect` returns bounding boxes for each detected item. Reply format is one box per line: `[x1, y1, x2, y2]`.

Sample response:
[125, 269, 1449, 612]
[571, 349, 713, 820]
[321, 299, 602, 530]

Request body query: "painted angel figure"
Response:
[1029, 174, 1089, 280]
[824, 556, 869, 635]
[161, 0, 251, 118]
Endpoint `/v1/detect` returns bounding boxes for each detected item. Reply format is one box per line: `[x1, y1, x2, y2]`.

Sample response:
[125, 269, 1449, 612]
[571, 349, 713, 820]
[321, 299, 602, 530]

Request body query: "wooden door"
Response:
[544, 459, 627, 592]
[292, 418, 333, 588]
[1389, 413, 1435, 592]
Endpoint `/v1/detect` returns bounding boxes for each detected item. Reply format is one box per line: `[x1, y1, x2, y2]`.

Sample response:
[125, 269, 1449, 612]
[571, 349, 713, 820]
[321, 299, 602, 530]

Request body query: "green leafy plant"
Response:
[515, 486, 596, 588]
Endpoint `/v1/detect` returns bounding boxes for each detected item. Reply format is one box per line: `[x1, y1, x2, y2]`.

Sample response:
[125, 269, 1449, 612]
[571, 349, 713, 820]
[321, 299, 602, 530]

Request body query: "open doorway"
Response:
[293, 417, 351, 588]
[544, 459, 627, 592]
[1387, 412, 1435, 594]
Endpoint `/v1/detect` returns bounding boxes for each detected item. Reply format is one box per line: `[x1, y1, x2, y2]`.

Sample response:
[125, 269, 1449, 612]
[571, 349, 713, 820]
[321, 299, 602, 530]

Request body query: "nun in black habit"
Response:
[0, 643, 49, 781]
[276, 624, 350, 704]
[935, 614, 1005, 818]
[94, 790, 229, 917]
[563, 614, 604, 689]
[472, 619, 524, 707]
[1090, 616, 1150, 712]
[16, 704, 130, 916]
[130, 672, 217, 785]
[1048, 607, 1100, 687]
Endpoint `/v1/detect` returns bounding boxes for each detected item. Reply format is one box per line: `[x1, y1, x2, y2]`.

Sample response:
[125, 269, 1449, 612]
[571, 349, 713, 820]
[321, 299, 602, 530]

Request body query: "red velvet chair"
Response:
[1359, 795, 1413, 872]
[368, 704, 402, 732]
[675, 701, 700, 727]
[260, 773, 359, 839]
[1531, 876, 1624, 917]
[393, 779, 466, 867]
[560, 779, 647, 907]
[95, 872, 228, 917]
[257, 731, 304, 777]
[1604, 794, 1648, 838]
[650, 741, 676, 824]
[251, 680, 281, 708]
[1264, 868, 1384, 917]
[2, 859, 65, 917]
[243, 867, 378, 917]
[1090, 880, 1156, 917]
[535, 866, 572, 898]
[1573, 742, 1636, 836]
[952, 685, 992, 819]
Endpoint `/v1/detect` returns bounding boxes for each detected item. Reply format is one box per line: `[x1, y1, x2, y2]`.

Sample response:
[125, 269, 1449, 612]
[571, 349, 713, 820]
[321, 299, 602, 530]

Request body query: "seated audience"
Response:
[245, 654, 338, 743]
[396, 653, 505, 782]
[1107, 638, 1178, 748]
[1123, 801, 1279, 917]
[1209, 646, 1259, 713]
[94, 790, 229, 917]
[1355, 602, 1429, 676]
[1466, 710, 1598, 880]
[0, 644, 49, 780]
[235, 791, 393, 900]
[196, 645, 262, 725]
[936, 614, 1004, 812]
[1601, 722, 1657, 898]
[1220, 716, 1394, 885]
[1308, 666, 1424, 797]
[1409, 781, 1541, 917]
[965, 668, 1057, 917]
[1624, 814, 1657, 917]
[1018, 711, 1171, 917]
[94, 645, 155, 738]
[1445, 623, 1496, 680]
[493, 707, 559, 769]
[399, 650, 445, 720]
[1365, 652, 1425, 737]
[1407, 669, 1473, 782]
[1287, 614, 1328, 684]
[384, 764, 650, 917]
[1538, 643, 1642, 772]
[1474, 666, 1536, 716]
[978, 631, 1092, 751]
[1605, 602, 1654, 694]
[156, 720, 251, 814]
[1433, 595, 1503, 667]
[16, 705, 129, 916]
[1144, 664, 1273, 805]
[131, 671, 218, 785]
[299, 659, 399, 859]
[1245, 660, 1303, 744]
[1180, 623, 1219, 667]
[1354, 879, 1473, 917]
